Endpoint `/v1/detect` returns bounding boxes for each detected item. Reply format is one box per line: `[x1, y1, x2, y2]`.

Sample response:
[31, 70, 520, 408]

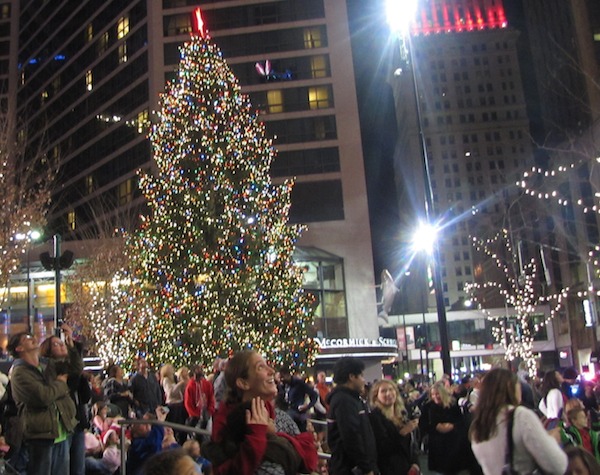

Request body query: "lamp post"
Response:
[388, 0, 452, 376]
[40, 234, 74, 335]
[15, 229, 42, 333]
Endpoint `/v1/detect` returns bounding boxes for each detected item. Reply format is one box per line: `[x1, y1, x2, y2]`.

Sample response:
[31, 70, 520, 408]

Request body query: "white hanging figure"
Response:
[378, 269, 399, 326]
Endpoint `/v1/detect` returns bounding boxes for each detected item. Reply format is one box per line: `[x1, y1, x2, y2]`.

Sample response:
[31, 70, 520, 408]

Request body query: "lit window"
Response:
[85, 175, 94, 194]
[119, 179, 133, 205]
[304, 28, 322, 49]
[118, 43, 127, 63]
[135, 109, 148, 134]
[41, 90, 48, 104]
[86, 70, 93, 91]
[310, 55, 327, 79]
[1, 4, 9, 19]
[117, 16, 129, 39]
[85, 23, 93, 43]
[68, 210, 76, 230]
[266, 90, 283, 114]
[308, 87, 330, 110]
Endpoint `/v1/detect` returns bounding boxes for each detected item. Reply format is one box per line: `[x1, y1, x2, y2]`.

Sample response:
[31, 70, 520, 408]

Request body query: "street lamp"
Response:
[15, 229, 42, 333]
[40, 234, 74, 335]
[387, 0, 453, 376]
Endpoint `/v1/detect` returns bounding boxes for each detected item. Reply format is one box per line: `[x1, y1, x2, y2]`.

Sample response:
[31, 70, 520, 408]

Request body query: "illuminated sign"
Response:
[315, 337, 397, 349]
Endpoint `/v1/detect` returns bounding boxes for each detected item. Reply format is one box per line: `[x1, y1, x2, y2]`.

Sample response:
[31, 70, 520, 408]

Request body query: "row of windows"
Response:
[209, 26, 328, 58]
[163, 0, 325, 31]
[422, 108, 521, 127]
[19, 2, 146, 108]
[24, 53, 148, 153]
[414, 39, 511, 60]
[249, 85, 333, 114]
[271, 147, 340, 177]
[265, 116, 337, 145]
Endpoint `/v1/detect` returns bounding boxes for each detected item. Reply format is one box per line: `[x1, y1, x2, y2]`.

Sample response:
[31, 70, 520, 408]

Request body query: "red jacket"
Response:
[183, 377, 215, 418]
[211, 400, 317, 475]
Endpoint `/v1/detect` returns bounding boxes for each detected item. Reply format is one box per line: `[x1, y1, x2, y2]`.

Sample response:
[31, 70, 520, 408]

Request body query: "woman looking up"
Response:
[470, 368, 567, 475]
[205, 350, 317, 475]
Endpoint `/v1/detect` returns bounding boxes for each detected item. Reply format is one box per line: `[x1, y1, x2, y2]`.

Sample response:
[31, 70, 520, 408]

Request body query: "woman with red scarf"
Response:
[204, 350, 318, 475]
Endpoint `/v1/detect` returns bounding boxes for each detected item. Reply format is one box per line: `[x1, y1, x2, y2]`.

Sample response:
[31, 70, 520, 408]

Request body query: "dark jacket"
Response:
[10, 358, 77, 440]
[419, 400, 467, 473]
[369, 407, 417, 475]
[44, 343, 91, 431]
[327, 386, 378, 475]
[129, 371, 163, 414]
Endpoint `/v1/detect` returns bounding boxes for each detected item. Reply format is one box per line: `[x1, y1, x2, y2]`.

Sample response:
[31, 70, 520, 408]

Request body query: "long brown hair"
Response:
[39, 335, 62, 359]
[470, 368, 519, 443]
[224, 350, 256, 404]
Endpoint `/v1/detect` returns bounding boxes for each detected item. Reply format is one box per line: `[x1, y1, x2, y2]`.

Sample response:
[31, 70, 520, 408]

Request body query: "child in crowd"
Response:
[92, 401, 120, 434]
[182, 439, 212, 474]
[126, 407, 168, 475]
[101, 428, 121, 474]
[562, 407, 600, 463]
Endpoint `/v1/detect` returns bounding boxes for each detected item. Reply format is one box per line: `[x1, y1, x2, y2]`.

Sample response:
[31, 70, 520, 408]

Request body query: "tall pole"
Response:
[54, 234, 62, 335]
[406, 32, 452, 376]
[26, 247, 32, 334]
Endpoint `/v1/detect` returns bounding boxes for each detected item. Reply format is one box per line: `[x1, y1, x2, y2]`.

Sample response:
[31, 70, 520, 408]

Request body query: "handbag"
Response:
[502, 408, 543, 475]
[502, 409, 518, 475]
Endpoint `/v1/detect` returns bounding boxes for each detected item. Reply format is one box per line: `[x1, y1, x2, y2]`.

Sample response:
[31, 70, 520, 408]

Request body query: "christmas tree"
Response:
[126, 14, 316, 370]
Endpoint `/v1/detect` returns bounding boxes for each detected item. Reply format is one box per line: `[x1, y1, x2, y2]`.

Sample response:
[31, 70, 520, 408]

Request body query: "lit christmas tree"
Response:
[126, 13, 316, 370]
[465, 229, 568, 375]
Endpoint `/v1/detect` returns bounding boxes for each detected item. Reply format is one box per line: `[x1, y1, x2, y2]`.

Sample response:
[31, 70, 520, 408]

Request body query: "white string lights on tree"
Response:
[465, 229, 569, 376]
[517, 154, 600, 214]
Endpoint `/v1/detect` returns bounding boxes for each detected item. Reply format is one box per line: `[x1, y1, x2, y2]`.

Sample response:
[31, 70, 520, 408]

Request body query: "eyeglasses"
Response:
[52, 341, 66, 347]
[19, 335, 34, 344]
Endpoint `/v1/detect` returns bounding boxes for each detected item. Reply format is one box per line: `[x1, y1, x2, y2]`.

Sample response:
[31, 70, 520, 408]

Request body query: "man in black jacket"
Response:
[327, 357, 378, 475]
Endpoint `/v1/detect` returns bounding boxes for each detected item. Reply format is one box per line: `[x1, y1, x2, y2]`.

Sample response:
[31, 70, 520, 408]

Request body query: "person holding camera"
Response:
[7, 331, 77, 475]
[368, 379, 420, 475]
[40, 323, 91, 475]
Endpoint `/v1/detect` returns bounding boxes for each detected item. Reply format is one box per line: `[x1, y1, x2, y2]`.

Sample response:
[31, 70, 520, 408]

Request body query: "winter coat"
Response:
[10, 358, 77, 440]
[369, 407, 417, 475]
[327, 386, 378, 475]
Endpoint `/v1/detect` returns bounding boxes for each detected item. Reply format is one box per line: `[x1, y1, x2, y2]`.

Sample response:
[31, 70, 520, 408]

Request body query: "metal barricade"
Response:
[117, 417, 331, 474]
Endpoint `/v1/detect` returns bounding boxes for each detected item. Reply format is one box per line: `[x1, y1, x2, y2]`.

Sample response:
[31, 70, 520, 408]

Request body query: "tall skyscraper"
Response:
[511, 0, 600, 145]
[391, 0, 535, 310]
[15, 0, 387, 365]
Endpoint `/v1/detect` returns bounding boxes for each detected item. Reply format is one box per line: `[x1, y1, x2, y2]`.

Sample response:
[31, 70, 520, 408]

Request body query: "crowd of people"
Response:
[1, 328, 600, 475]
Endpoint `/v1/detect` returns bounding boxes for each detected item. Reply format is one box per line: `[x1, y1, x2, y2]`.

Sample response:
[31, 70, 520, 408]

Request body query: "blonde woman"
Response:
[368, 380, 419, 475]
[161, 364, 189, 444]
[420, 381, 468, 474]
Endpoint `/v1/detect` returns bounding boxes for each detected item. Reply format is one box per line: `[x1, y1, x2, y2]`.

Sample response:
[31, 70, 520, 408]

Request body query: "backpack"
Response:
[0, 382, 23, 456]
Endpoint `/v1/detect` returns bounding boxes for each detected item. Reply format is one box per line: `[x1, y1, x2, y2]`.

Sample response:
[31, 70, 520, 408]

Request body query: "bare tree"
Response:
[0, 117, 55, 295]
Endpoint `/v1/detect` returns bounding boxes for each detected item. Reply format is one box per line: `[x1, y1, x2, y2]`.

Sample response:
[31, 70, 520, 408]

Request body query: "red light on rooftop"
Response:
[411, 0, 508, 36]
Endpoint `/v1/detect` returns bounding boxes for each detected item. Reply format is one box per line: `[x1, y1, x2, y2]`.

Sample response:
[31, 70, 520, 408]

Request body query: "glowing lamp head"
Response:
[385, 0, 418, 36]
[412, 221, 438, 255]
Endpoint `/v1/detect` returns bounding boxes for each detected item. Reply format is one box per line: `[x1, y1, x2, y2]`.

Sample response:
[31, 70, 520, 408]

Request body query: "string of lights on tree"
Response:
[518, 157, 600, 215]
[465, 229, 569, 376]
[118, 11, 316, 370]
